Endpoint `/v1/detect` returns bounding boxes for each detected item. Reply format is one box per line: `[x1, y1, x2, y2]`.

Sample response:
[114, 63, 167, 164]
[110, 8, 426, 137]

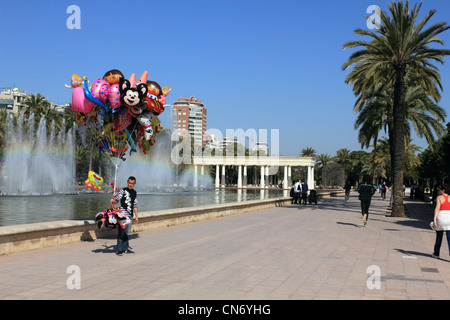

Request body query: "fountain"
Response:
[113, 132, 214, 193]
[0, 112, 75, 195]
[0, 114, 282, 226]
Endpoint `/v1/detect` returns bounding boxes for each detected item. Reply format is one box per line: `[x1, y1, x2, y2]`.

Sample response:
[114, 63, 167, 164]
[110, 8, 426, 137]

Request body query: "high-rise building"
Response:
[172, 96, 207, 147]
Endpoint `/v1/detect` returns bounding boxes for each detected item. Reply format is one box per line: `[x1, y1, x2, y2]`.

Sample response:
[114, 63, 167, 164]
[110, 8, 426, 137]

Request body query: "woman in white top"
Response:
[432, 184, 450, 258]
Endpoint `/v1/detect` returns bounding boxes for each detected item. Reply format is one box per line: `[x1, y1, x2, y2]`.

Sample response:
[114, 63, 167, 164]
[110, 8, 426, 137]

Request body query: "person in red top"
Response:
[432, 183, 450, 258]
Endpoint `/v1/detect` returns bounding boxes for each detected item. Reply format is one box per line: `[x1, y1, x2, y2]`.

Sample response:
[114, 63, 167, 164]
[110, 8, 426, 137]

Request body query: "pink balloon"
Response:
[71, 87, 95, 113]
[90, 78, 110, 103]
[108, 83, 122, 109]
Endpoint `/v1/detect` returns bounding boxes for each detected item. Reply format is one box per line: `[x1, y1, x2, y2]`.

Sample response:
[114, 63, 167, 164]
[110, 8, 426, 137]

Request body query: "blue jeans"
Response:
[434, 230, 450, 257]
[117, 220, 132, 252]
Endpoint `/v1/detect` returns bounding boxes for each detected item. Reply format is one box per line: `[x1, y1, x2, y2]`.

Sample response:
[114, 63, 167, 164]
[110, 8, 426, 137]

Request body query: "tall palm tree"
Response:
[22, 93, 49, 115]
[342, 1, 450, 216]
[316, 153, 331, 187]
[349, 150, 370, 183]
[354, 76, 446, 150]
[22, 93, 62, 132]
[300, 147, 317, 159]
[335, 148, 351, 183]
[362, 156, 387, 185]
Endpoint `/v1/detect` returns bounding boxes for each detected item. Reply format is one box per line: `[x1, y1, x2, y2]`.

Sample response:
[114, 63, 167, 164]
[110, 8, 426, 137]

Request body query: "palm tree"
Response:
[300, 147, 316, 159]
[349, 150, 370, 183]
[335, 148, 351, 184]
[354, 76, 446, 150]
[22, 93, 49, 115]
[316, 153, 331, 187]
[342, 1, 450, 216]
[362, 160, 387, 185]
[22, 93, 62, 132]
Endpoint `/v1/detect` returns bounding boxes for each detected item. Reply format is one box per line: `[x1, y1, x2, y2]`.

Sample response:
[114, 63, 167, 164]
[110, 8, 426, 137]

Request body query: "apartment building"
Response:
[172, 96, 207, 147]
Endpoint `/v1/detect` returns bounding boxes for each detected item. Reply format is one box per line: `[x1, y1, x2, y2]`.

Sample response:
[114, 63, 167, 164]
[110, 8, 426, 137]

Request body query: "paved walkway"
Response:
[1, 192, 449, 300]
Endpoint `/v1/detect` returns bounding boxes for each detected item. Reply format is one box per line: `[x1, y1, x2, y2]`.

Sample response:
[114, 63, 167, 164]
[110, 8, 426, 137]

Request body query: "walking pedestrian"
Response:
[343, 180, 351, 201]
[115, 176, 138, 256]
[357, 178, 376, 227]
[381, 182, 387, 200]
[431, 184, 450, 259]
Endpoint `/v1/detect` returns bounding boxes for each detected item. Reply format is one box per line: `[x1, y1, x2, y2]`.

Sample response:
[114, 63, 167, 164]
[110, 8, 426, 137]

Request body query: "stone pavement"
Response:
[0, 191, 449, 300]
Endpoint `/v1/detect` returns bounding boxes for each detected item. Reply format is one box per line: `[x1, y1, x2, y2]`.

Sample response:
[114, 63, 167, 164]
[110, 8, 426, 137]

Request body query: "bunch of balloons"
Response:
[66, 69, 170, 162]
[95, 207, 131, 230]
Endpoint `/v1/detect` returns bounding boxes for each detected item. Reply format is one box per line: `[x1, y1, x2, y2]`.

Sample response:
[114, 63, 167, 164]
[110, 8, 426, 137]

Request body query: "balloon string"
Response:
[114, 163, 118, 198]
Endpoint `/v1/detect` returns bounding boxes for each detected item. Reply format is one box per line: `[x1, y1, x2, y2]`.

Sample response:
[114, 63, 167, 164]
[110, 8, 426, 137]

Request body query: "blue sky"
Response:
[1, 0, 450, 157]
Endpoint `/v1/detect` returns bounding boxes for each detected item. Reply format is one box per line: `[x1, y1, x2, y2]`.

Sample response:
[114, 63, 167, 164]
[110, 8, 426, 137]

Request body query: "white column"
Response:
[215, 165, 220, 188]
[200, 165, 205, 188]
[288, 166, 292, 186]
[283, 165, 288, 189]
[221, 165, 226, 188]
[243, 165, 247, 188]
[237, 165, 242, 189]
[308, 165, 315, 189]
[260, 166, 265, 189]
[194, 165, 198, 188]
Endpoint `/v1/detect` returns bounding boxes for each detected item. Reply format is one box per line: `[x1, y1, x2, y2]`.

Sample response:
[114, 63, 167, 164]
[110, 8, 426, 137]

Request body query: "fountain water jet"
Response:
[0, 113, 75, 195]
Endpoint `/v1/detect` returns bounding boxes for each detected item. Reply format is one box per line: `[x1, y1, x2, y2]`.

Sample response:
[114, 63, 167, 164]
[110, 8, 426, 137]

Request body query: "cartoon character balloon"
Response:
[119, 79, 148, 116]
[85, 171, 103, 191]
[65, 74, 85, 88]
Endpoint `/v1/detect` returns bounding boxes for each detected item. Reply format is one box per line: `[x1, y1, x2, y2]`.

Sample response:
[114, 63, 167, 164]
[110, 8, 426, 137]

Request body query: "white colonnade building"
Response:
[192, 156, 315, 189]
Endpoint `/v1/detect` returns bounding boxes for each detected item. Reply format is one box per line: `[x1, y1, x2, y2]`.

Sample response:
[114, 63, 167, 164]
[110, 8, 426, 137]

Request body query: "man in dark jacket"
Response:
[301, 180, 308, 204]
[115, 176, 139, 255]
[357, 179, 376, 226]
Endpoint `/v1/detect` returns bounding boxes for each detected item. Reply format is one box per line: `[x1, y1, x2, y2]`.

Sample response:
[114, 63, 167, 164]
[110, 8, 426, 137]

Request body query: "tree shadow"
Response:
[286, 194, 362, 213]
[390, 200, 435, 231]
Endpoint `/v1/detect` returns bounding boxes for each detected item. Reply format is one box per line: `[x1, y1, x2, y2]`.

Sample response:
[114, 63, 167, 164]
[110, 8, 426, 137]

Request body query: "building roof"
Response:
[174, 96, 205, 107]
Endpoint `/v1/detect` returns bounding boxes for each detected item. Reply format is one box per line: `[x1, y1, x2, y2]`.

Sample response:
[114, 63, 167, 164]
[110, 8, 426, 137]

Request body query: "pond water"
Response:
[0, 189, 288, 226]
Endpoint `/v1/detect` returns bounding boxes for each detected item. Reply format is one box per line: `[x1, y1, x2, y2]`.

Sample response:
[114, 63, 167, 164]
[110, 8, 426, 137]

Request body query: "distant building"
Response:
[0, 88, 68, 114]
[206, 136, 239, 150]
[0, 88, 27, 112]
[172, 96, 207, 147]
[249, 142, 269, 155]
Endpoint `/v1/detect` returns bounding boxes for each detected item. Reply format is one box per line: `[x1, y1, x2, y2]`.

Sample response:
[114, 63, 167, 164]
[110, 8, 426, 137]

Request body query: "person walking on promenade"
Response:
[432, 184, 450, 259]
[381, 182, 387, 200]
[293, 180, 301, 204]
[343, 180, 351, 201]
[115, 176, 139, 256]
[357, 178, 376, 227]
[301, 180, 308, 204]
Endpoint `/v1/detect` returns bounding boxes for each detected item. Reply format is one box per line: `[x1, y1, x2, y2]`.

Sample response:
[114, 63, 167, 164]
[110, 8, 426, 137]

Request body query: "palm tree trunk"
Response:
[391, 67, 407, 217]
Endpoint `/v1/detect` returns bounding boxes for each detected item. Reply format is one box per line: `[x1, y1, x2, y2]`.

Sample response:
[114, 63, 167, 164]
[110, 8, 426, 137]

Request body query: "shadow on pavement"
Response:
[91, 234, 139, 254]
[391, 199, 435, 231]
